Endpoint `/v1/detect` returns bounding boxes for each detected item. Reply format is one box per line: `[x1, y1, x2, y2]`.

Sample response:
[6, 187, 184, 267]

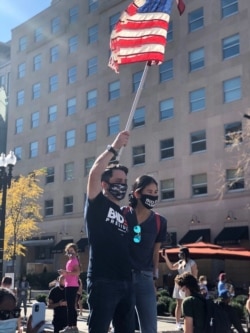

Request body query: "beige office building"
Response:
[4, 0, 250, 285]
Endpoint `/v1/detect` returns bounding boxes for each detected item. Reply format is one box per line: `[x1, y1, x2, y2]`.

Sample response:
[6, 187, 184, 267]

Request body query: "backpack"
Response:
[202, 298, 231, 333]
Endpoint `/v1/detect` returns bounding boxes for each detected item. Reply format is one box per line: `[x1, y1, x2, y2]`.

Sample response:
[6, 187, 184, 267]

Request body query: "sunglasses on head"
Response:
[0, 308, 21, 320]
[133, 225, 141, 243]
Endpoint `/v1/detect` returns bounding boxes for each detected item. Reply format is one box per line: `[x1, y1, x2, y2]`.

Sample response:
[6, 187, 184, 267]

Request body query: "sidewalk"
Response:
[24, 301, 181, 333]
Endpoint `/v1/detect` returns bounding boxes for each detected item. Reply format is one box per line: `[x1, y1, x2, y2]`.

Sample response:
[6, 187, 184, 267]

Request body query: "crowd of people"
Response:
[0, 130, 249, 333]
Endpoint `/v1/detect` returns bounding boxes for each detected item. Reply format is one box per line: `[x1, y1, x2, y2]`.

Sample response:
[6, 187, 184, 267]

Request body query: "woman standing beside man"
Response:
[114, 175, 167, 333]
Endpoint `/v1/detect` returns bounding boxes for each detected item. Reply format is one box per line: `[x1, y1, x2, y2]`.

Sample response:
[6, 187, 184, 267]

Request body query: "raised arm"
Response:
[161, 251, 179, 271]
[87, 130, 129, 200]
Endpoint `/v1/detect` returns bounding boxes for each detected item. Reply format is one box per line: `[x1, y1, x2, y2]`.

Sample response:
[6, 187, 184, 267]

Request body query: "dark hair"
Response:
[175, 272, 200, 294]
[101, 163, 128, 183]
[128, 175, 158, 208]
[65, 242, 78, 253]
[0, 288, 16, 305]
[179, 247, 190, 259]
[1, 277, 12, 286]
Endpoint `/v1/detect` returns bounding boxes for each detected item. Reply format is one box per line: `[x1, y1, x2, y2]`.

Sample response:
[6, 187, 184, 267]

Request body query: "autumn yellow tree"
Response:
[2, 169, 44, 260]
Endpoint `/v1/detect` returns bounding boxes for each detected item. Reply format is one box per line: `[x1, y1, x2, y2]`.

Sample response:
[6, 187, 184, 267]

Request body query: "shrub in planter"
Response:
[234, 294, 247, 307]
[157, 296, 172, 314]
[81, 290, 89, 309]
[157, 289, 170, 298]
[35, 294, 47, 305]
[157, 301, 166, 316]
[230, 300, 245, 320]
[168, 299, 176, 317]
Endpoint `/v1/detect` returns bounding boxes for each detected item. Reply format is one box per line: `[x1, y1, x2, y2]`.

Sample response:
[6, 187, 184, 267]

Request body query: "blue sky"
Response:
[0, 0, 51, 42]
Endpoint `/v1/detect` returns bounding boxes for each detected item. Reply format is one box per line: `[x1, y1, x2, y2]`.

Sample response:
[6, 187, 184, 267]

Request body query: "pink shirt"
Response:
[65, 257, 79, 287]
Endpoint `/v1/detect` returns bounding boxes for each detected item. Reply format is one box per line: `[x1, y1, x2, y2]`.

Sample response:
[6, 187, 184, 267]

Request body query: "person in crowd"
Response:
[0, 287, 44, 333]
[218, 289, 245, 333]
[85, 130, 135, 333]
[48, 277, 60, 289]
[217, 272, 227, 294]
[161, 247, 198, 331]
[48, 275, 68, 333]
[1, 276, 12, 289]
[75, 278, 83, 317]
[174, 272, 205, 333]
[58, 243, 81, 333]
[17, 275, 30, 320]
[113, 175, 167, 333]
[198, 275, 209, 299]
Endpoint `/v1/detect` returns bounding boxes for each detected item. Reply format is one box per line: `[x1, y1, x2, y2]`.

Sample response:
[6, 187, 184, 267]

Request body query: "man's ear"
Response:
[102, 181, 109, 190]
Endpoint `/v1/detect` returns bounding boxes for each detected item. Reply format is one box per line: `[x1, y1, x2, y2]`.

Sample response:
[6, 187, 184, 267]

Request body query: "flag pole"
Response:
[117, 62, 150, 161]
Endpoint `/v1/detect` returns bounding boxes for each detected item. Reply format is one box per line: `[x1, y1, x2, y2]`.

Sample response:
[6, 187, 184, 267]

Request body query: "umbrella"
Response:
[159, 241, 250, 261]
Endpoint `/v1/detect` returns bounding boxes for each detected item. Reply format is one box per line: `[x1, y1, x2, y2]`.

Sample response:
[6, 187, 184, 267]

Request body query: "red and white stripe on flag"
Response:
[109, 4, 170, 73]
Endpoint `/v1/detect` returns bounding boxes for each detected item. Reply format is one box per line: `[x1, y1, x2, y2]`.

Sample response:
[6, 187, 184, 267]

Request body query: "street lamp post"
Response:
[0, 151, 17, 279]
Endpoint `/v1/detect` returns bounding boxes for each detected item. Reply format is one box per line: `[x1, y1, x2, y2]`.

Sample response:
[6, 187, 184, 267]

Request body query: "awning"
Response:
[22, 239, 54, 246]
[215, 226, 249, 245]
[51, 239, 73, 254]
[179, 229, 210, 244]
[76, 238, 89, 252]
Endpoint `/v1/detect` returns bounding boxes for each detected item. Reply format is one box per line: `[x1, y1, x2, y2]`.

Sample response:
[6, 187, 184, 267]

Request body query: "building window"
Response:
[30, 141, 38, 158]
[189, 88, 205, 112]
[64, 162, 74, 180]
[68, 66, 77, 84]
[85, 157, 95, 176]
[34, 27, 43, 42]
[133, 107, 145, 128]
[108, 115, 120, 136]
[68, 35, 78, 53]
[226, 168, 244, 191]
[32, 83, 41, 99]
[50, 46, 59, 63]
[87, 56, 98, 76]
[159, 59, 173, 82]
[69, 6, 79, 23]
[86, 123, 96, 142]
[14, 147, 22, 160]
[17, 90, 24, 106]
[223, 77, 241, 103]
[47, 135, 56, 153]
[109, 80, 120, 100]
[132, 145, 145, 165]
[161, 179, 175, 200]
[109, 12, 120, 32]
[87, 89, 97, 108]
[191, 130, 206, 153]
[160, 138, 174, 159]
[18, 63, 25, 78]
[15, 118, 23, 134]
[48, 105, 57, 122]
[31, 111, 39, 128]
[188, 7, 204, 32]
[167, 21, 173, 42]
[51, 17, 60, 34]
[159, 98, 174, 120]
[133, 71, 143, 93]
[221, 0, 238, 18]
[49, 75, 58, 92]
[33, 54, 42, 71]
[0, 75, 5, 87]
[64, 196, 73, 214]
[189, 48, 205, 72]
[46, 167, 55, 184]
[192, 173, 207, 196]
[45, 199, 54, 217]
[224, 122, 242, 146]
[222, 34, 240, 60]
[18, 36, 27, 51]
[65, 130, 76, 148]
[89, 0, 98, 13]
[67, 97, 76, 116]
[88, 25, 98, 44]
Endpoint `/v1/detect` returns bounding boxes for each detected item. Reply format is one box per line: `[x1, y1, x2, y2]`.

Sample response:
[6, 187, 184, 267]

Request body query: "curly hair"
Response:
[101, 163, 128, 183]
[174, 272, 200, 294]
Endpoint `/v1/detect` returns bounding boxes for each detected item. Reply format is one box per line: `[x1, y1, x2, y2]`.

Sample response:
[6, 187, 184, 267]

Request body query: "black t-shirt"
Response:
[48, 286, 67, 324]
[124, 208, 167, 271]
[86, 192, 131, 280]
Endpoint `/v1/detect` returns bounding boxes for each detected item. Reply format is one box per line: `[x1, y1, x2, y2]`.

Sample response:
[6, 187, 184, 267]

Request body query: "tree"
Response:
[2, 169, 44, 260]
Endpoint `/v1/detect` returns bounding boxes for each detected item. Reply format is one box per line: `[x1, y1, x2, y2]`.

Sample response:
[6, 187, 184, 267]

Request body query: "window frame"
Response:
[132, 145, 145, 166]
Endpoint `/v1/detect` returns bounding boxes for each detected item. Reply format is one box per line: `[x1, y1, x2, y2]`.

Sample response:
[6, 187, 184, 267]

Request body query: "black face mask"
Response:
[108, 182, 128, 201]
[140, 194, 158, 209]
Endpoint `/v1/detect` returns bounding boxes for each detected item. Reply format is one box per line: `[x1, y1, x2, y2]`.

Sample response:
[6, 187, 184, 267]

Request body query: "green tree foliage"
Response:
[2, 170, 44, 260]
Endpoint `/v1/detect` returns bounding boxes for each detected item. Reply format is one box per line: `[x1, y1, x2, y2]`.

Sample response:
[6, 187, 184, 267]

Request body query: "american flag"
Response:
[109, 0, 185, 73]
